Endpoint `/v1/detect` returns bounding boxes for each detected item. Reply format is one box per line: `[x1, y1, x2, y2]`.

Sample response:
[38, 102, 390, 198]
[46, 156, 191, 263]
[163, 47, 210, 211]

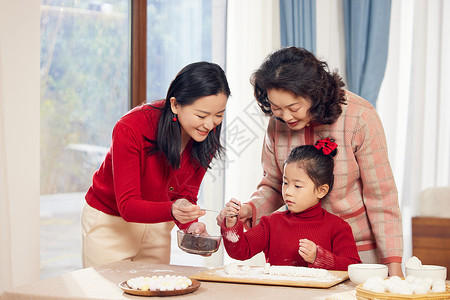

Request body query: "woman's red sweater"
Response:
[85, 102, 206, 229]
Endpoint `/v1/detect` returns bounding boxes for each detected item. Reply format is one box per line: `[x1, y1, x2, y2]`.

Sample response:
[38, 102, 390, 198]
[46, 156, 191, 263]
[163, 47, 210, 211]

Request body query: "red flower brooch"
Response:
[314, 138, 338, 155]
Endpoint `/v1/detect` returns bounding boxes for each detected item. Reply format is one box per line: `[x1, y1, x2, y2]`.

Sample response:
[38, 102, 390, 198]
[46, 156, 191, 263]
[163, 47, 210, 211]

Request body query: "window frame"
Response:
[131, 0, 147, 108]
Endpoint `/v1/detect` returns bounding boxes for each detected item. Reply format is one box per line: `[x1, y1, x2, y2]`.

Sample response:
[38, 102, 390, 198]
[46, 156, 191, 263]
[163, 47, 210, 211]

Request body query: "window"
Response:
[40, 0, 227, 278]
[40, 1, 130, 194]
[146, 0, 227, 102]
[40, 0, 130, 278]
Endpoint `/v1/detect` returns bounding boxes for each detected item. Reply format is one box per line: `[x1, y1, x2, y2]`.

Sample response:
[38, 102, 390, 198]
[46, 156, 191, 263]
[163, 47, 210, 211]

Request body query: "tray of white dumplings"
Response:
[118, 274, 201, 297]
[355, 275, 449, 299]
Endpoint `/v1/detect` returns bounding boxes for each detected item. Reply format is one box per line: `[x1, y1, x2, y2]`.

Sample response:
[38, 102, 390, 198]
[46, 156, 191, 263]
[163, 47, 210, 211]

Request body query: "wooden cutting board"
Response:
[190, 265, 349, 288]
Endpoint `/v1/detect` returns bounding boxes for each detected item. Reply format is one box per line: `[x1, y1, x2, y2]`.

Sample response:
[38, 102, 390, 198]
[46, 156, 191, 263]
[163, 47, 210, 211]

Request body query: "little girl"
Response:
[221, 138, 361, 270]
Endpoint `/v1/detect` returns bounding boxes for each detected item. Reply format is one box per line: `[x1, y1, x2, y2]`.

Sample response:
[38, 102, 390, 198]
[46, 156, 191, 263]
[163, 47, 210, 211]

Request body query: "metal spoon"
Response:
[201, 208, 238, 217]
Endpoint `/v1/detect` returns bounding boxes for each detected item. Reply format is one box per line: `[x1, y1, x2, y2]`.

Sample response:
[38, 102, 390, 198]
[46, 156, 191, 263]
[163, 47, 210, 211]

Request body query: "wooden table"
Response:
[0, 261, 358, 300]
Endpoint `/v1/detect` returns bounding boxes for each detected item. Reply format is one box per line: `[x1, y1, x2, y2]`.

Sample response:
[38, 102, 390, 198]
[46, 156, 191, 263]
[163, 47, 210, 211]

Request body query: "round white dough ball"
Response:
[365, 277, 385, 286]
[390, 281, 413, 295]
[423, 277, 434, 286]
[363, 281, 385, 293]
[389, 276, 403, 282]
[413, 283, 429, 295]
[414, 277, 432, 290]
[431, 278, 446, 293]
[405, 256, 422, 269]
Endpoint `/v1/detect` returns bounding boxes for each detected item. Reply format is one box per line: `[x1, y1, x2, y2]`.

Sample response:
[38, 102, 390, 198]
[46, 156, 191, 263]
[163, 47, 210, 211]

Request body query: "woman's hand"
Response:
[298, 239, 317, 264]
[186, 222, 212, 257]
[387, 262, 404, 277]
[186, 222, 207, 235]
[172, 198, 206, 224]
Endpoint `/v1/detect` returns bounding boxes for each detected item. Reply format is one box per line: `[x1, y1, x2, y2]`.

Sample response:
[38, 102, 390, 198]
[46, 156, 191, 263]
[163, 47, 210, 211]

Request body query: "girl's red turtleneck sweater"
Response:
[221, 202, 361, 270]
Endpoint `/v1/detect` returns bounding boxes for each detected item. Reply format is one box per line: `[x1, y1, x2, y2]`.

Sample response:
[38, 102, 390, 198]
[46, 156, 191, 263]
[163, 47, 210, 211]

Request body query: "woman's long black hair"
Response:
[251, 47, 346, 125]
[146, 61, 230, 169]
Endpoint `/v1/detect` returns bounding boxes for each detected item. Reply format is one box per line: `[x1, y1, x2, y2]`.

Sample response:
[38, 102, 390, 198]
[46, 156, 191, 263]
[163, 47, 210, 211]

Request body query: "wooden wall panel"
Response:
[412, 217, 450, 279]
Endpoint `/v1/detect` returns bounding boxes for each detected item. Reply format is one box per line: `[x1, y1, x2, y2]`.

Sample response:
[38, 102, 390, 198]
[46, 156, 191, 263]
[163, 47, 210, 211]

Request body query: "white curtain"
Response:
[316, 0, 347, 84]
[0, 45, 13, 293]
[377, 0, 450, 261]
[222, 0, 281, 265]
[0, 1, 41, 291]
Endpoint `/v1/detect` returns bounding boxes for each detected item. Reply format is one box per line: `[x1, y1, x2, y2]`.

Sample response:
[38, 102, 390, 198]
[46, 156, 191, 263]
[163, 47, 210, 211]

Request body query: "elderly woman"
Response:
[220, 47, 403, 276]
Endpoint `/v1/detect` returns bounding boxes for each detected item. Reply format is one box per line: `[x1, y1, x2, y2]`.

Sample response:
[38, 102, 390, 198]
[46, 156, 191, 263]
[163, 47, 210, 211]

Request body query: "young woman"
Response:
[218, 47, 403, 276]
[82, 61, 230, 267]
[221, 140, 361, 270]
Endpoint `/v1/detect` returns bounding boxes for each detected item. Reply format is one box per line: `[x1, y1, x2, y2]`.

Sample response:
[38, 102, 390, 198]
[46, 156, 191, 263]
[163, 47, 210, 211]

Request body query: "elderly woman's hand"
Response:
[238, 203, 253, 229]
[172, 198, 206, 224]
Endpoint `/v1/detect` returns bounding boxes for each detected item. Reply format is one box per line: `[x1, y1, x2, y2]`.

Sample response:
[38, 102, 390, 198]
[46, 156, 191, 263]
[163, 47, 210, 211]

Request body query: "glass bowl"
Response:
[177, 229, 222, 255]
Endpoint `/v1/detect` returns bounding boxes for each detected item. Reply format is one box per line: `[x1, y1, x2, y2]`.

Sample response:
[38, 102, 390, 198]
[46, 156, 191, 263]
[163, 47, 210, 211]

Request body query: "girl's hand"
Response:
[298, 239, 317, 263]
[224, 199, 241, 228]
[216, 199, 253, 228]
[172, 198, 206, 224]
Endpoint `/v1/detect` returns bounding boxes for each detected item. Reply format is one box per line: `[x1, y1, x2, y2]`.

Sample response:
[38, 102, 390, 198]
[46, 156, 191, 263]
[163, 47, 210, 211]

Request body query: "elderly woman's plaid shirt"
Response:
[248, 90, 403, 264]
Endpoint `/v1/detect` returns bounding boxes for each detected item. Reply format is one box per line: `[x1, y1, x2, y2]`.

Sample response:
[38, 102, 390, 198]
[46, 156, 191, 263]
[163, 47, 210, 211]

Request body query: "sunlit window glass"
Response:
[146, 0, 226, 101]
[40, 0, 130, 278]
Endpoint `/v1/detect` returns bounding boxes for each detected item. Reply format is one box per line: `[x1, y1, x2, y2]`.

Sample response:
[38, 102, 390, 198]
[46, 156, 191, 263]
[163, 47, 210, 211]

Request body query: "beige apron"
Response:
[81, 203, 175, 268]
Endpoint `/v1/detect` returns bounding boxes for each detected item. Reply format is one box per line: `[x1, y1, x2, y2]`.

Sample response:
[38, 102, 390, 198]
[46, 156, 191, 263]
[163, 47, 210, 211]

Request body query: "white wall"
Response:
[0, 1, 41, 287]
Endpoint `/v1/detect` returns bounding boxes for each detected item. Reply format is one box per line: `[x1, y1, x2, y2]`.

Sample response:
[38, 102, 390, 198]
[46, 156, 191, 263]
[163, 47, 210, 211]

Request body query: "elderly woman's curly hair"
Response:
[250, 47, 346, 125]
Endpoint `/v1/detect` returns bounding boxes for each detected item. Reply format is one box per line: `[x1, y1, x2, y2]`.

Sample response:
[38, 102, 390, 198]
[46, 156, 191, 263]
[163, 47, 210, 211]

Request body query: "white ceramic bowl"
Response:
[405, 265, 447, 280]
[177, 229, 222, 255]
[348, 264, 388, 285]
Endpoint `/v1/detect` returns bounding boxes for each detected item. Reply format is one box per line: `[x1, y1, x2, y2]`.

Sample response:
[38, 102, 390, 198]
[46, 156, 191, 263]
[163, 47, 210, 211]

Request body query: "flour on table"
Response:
[217, 263, 335, 283]
[264, 264, 329, 278]
[224, 263, 240, 275]
[241, 264, 251, 272]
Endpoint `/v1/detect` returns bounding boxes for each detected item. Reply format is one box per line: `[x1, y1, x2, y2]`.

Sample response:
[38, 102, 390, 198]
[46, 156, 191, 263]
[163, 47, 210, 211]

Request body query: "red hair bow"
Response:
[314, 138, 338, 155]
